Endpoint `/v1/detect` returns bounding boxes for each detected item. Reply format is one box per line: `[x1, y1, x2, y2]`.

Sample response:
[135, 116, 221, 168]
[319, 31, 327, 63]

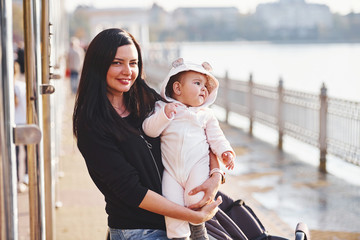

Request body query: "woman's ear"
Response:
[173, 81, 181, 95]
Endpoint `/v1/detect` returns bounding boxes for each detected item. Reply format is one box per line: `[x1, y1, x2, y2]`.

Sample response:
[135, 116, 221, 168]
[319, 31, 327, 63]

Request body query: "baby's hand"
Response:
[221, 151, 235, 170]
[164, 102, 179, 119]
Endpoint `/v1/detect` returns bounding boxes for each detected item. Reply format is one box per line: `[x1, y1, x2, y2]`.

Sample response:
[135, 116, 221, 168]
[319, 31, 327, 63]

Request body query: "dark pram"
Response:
[106, 191, 310, 240]
[206, 192, 310, 240]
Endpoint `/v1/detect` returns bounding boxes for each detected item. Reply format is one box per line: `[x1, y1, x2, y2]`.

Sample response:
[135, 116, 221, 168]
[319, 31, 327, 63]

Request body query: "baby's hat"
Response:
[160, 58, 219, 101]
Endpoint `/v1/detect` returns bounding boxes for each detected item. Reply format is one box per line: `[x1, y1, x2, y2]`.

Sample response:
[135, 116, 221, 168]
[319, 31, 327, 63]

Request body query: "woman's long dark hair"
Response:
[73, 28, 163, 141]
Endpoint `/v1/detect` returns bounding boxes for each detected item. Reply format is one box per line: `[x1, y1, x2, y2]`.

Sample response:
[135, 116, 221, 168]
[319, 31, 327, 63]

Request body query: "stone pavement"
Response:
[18, 86, 360, 240]
[53, 90, 108, 240]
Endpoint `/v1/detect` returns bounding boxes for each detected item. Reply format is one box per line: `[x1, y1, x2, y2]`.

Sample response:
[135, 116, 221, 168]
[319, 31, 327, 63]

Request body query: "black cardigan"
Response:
[77, 115, 166, 230]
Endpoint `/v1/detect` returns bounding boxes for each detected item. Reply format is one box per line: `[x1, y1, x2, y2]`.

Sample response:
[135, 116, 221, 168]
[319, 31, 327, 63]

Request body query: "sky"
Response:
[66, 0, 360, 15]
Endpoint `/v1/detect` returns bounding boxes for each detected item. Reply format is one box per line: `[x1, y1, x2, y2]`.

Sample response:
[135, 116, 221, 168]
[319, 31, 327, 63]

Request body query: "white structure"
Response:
[255, 0, 333, 30]
[172, 7, 239, 29]
[77, 7, 150, 46]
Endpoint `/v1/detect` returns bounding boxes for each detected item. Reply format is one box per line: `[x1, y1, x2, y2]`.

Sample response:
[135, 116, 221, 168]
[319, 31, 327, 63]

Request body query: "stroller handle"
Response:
[295, 222, 310, 240]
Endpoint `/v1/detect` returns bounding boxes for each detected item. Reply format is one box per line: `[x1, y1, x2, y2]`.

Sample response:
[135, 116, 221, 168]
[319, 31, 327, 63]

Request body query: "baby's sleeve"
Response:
[205, 110, 235, 158]
[142, 101, 172, 138]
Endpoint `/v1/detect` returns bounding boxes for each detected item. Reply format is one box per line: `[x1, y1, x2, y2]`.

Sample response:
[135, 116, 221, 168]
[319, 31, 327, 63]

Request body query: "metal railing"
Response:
[1, 0, 66, 239]
[1, 1, 18, 239]
[216, 73, 360, 172]
[327, 98, 360, 166]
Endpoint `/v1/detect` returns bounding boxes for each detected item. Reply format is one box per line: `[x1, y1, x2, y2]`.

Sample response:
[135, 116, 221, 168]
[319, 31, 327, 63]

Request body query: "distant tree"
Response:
[69, 6, 91, 43]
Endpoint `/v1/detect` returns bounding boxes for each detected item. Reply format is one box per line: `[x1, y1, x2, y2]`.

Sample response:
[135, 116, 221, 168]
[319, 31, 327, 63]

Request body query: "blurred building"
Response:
[74, 6, 150, 45]
[167, 7, 240, 41]
[255, 0, 333, 39]
[70, 2, 359, 43]
[172, 7, 239, 28]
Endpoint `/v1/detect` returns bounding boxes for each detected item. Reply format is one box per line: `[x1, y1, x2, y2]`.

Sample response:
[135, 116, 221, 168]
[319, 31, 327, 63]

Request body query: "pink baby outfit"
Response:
[142, 59, 235, 239]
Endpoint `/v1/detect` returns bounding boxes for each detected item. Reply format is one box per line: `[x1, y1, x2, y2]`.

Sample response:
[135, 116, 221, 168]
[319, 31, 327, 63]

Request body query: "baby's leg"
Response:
[184, 161, 210, 240]
[184, 161, 210, 208]
[162, 169, 191, 239]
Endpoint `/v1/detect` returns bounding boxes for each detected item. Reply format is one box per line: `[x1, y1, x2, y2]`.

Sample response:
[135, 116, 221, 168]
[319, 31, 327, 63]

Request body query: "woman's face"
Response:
[106, 43, 139, 96]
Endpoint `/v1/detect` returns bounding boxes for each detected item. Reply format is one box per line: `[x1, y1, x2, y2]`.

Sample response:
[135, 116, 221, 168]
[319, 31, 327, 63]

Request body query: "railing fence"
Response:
[216, 72, 360, 172]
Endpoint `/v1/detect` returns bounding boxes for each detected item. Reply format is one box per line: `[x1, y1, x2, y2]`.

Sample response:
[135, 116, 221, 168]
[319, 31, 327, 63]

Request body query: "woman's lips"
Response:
[117, 79, 131, 84]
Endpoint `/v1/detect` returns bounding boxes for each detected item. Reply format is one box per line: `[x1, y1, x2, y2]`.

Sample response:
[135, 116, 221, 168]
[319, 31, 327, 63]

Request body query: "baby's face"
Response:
[176, 71, 209, 107]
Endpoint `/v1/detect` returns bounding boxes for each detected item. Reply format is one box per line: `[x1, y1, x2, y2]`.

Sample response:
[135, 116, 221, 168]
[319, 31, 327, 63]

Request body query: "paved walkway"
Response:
[18, 86, 108, 240]
[18, 86, 360, 240]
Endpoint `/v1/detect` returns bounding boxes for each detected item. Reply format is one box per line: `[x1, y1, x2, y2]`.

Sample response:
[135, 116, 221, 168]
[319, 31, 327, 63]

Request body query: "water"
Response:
[180, 42, 360, 102]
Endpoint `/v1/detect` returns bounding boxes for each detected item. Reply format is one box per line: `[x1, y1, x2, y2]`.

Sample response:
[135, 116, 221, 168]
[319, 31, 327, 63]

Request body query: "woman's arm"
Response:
[187, 150, 222, 209]
[139, 189, 222, 224]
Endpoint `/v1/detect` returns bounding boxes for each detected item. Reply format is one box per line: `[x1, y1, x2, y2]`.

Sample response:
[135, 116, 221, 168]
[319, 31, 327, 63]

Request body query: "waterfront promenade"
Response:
[219, 122, 360, 240]
[18, 84, 360, 240]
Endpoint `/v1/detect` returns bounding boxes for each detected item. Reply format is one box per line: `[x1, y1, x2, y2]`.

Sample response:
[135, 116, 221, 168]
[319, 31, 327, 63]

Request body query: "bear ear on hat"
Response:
[172, 58, 184, 68]
[202, 62, 213, 72]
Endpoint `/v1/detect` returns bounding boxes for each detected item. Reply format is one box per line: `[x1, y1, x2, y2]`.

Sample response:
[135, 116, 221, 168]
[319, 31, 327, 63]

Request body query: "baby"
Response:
[143, 58, 235, 240]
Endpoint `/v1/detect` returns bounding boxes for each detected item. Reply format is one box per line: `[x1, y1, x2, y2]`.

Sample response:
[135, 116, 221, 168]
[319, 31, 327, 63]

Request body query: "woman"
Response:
[73, 28, 223, 240]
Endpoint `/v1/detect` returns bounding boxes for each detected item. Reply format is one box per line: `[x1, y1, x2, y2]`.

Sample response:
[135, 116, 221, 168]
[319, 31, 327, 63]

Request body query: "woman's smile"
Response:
[117, 78, 132, 84]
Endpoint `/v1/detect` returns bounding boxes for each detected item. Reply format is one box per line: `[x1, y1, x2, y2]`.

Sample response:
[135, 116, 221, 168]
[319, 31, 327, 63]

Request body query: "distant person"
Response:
[14, 61, 28, 192]
[143, 58, 235, 240]
[72, 28, 222, 240]
[67, 37, 84, 94]
[16, 41, 25, 74]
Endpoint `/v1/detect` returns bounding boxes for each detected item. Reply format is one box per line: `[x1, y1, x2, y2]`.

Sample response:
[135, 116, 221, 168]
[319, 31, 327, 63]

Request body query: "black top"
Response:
[77, 114, 166, 229]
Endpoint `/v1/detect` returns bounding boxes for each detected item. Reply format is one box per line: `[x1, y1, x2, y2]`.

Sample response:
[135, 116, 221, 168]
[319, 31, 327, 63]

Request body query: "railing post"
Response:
[248, 73, 254, 136]
[24, 0, 47, 238]
[0, 0, 18, 239]
[224, 71, 229, 124]
[278, 77, 284, 150]
[41, 0, 56, 239]
[319, 83, 328, 173]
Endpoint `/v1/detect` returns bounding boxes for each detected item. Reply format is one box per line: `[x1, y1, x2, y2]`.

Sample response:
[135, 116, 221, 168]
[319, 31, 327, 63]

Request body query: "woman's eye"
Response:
[130, 62, 138, 66]
[195, 82, 200, 85]
[112, 62, 121, 65]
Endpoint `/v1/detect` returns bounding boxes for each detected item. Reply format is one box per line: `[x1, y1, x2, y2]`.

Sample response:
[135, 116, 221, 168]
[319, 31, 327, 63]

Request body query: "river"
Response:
[180, 42, 360, 102]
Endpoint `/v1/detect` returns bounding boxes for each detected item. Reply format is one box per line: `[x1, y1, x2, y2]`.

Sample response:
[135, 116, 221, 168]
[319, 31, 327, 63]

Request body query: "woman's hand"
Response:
[139, 189, 221, 225]
[187, 151, 222, 209]
[188, 150, 221, 209]
[189, 195, 222, 224]
[187, 173, 221, 209]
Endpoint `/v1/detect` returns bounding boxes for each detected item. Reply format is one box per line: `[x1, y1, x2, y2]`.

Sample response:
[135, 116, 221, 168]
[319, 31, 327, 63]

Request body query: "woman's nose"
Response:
[121, 64, 131, 75]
